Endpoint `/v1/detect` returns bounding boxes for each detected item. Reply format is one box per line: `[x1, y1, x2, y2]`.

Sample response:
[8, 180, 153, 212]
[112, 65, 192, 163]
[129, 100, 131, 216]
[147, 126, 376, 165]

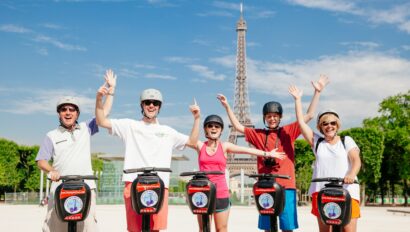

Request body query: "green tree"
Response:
[0, 138, 24, 193]
[18, 145, 40, 191]
[294, 139, 315, 199]
[363, 90, 410, 205]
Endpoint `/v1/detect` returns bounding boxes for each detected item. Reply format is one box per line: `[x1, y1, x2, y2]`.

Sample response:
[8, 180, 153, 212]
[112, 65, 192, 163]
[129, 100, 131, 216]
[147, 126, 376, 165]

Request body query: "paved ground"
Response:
[0, 204, 409, 231]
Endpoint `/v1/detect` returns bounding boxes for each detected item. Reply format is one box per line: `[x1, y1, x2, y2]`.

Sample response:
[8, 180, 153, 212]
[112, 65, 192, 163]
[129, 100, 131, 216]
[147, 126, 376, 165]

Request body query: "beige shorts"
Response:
[42, 189, 98, 232]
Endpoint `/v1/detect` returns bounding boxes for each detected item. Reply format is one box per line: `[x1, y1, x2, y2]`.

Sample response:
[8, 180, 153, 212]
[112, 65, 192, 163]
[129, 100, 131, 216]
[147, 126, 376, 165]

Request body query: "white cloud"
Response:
[0, 24, 31, 33]
[33, 35, 87, 51]
[286, 0, 360, 14]
[244, 51, 410, 127]
[40, 23, 64, 30]
[187, 64, 226, 81]
[286, 1, 410, 35]
[340, 41, 380, 49]
[165, 56, 197, 64]
[0, 88, 96, 115]
[145, 73, 177, 80]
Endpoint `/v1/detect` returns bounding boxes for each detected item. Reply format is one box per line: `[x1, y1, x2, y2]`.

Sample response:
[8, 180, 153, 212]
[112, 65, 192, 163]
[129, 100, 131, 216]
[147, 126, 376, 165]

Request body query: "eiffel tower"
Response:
[227, 3, 257, 177]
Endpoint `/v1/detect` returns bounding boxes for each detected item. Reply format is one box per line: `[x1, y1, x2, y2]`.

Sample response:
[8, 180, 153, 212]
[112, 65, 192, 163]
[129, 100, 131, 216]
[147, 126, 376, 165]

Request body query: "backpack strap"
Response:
[315, 135, 346, 153]
[315, 137, 325, 153]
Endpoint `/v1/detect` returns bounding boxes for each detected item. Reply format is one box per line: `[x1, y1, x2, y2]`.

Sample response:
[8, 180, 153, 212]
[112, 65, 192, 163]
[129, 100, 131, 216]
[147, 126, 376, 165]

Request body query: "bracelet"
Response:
[108, 92, 115, 96]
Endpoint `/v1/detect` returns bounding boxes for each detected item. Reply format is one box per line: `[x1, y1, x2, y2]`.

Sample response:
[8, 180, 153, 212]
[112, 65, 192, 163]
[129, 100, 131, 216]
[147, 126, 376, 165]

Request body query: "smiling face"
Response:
[317, 114, 341, 137]
[58, 104, 79, 127]
[204, 123, 222, 140]
[141, 99, 161, 120]
[264, 112, 282, 129]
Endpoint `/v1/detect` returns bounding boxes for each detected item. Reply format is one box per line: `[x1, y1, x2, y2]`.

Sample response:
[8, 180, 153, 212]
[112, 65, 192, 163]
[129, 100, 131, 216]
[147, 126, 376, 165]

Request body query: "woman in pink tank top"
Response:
[193, 114, 286, 232]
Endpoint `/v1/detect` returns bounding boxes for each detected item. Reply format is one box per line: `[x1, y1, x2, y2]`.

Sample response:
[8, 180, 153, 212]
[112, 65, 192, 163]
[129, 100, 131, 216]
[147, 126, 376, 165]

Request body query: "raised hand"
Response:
[104, 69, 117, 89]
[97, 82, 109, 97]
[190, 98, 200, 119]
[216, 94, 229, 108]
[311, 74, 329, 93]
[288, 85, 303, 100]
[266, 148, 286, 160]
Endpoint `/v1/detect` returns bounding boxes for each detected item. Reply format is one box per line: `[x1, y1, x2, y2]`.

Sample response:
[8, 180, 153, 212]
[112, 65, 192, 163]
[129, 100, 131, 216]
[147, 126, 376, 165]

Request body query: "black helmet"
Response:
[263, 101, 283, 116]
[203, 114, 224, 129]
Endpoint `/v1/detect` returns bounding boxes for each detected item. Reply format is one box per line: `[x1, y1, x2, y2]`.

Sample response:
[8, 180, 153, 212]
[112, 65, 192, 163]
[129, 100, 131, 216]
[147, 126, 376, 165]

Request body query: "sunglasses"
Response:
[206, 124, 221, 129]
[322, 121, 337, 127]
[143, 100, 161, 107]
[60, 107, 77, 113]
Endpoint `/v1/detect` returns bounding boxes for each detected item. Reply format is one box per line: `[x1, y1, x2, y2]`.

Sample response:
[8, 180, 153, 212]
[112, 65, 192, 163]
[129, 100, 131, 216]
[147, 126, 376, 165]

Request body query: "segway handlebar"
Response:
[123, 167, 172, 174]
[180, 171, 224, 177]
[311, 177, 359, 184]
[247, 173, 291, 179]
[47, 175, 98, 181]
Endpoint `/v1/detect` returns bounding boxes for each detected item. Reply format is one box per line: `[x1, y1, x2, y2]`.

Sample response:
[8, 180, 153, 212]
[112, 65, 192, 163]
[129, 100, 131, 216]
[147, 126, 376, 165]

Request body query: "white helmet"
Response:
[317, 109, 339, 123]
[140, 88, 163, 103]
[56, 96, 80, 112]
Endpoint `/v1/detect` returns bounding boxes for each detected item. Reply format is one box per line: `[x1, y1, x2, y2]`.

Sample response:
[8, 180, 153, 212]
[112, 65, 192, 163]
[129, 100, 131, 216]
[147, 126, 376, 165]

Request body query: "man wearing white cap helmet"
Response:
[36, 69, 116, 232]
[96, 84, 200, 232]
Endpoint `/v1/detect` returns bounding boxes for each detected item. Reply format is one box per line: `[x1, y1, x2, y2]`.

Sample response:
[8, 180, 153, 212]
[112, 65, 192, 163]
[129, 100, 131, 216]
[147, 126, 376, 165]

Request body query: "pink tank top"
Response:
[198, 141, 229, 198]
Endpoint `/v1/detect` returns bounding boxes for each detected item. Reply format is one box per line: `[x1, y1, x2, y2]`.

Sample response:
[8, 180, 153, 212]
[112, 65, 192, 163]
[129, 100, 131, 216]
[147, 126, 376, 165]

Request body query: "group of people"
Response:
[36, 69, 361, 232]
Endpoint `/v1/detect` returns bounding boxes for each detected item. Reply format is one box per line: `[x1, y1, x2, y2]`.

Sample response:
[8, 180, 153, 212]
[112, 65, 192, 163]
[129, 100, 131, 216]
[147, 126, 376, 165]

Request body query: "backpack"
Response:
[315, 136, 346, 153]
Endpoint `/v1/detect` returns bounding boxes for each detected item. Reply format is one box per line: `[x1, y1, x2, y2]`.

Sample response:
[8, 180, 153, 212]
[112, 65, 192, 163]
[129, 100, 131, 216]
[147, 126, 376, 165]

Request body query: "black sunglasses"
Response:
[322, 121, 337, 127]
[59, 107, 77, 113]
[143, 100, 161, 106]
[206, 124, 221, 129]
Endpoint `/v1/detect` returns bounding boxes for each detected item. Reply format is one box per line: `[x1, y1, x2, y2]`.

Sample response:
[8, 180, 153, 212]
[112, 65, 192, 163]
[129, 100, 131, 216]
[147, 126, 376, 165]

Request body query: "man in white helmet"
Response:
[95, 86, 200, 232]
[36, 69, 117, 232]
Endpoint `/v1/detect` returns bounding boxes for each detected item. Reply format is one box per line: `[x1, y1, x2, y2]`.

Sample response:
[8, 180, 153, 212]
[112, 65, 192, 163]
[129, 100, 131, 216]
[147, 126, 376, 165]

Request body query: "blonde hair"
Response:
[316, 113, 341, 134]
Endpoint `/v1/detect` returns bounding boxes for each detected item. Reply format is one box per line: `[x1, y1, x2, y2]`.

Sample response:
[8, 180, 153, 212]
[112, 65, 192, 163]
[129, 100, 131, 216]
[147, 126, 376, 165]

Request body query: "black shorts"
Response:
[215, 198, 231, 212]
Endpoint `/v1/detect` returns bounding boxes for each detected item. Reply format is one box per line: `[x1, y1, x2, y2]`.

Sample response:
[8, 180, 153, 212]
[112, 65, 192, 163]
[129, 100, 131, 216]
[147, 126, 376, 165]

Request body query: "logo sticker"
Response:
[140, 190, 159, 207]
[259, 193, 274, 209]
[64, 196, 83, 214]
[323, 202, 342, 219]
[192, 192, 208, 208]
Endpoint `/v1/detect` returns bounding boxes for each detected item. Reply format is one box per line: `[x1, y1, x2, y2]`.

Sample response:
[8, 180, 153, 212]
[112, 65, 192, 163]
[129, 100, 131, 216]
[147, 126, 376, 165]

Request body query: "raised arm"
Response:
[303, 74, 329, 123]
[217, 94, 245, 133]
[289, 85, 314, 146]
[345, 147, 361, 184]
[96, 69, 117, 129]
[102, 69, 117, 117]
[223, 142, 286, 160]
[185, 100, 201, 150]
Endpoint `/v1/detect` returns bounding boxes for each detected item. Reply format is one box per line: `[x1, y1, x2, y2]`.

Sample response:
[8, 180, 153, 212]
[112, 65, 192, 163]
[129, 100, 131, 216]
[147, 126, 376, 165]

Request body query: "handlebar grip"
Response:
[123, 167, 172, 174]
[180, 171, 224, 177]
[48, 175, 98, 181]
[247, 174, 290, 179]
[311, 177, 359, 184]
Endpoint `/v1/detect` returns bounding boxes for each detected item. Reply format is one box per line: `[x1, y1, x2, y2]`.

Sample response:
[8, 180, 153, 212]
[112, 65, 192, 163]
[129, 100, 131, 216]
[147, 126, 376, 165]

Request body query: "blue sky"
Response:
[1, 0, 409, 166]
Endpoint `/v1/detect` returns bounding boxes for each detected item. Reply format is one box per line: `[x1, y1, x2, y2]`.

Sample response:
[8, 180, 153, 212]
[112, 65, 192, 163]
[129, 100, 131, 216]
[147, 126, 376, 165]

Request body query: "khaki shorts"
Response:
[42, 189, 98, 232]
[124, 182, 169, 232]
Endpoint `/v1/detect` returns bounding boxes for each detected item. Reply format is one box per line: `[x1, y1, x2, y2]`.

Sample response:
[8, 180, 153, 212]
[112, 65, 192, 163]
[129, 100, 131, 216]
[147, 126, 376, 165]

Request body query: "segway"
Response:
[124, 167, 172, 232]
[180, 171, 223, 232]
[311, 177, 359, 232]
[52, 175, 98, 232]
[248, 173, 290, 232]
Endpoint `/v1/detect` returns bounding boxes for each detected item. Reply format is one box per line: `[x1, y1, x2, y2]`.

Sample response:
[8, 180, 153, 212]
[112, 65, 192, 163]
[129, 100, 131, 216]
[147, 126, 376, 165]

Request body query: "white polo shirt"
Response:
[110, 118, 188, 188]
[36, 119, 98, 193]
